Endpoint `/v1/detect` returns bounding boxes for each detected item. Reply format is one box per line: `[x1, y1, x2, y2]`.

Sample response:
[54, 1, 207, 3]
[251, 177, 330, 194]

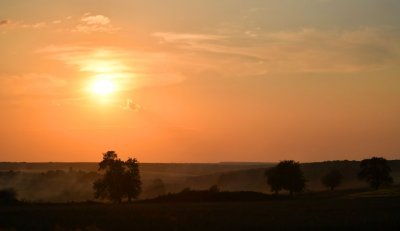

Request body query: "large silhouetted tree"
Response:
[265, 167, 282, 194]
[358, 157, 393, 190]
[124, 158, 142, 202]
[321, 169, 343, 191]
[94, 151, 142, 203]
[265, 160, 306, 196]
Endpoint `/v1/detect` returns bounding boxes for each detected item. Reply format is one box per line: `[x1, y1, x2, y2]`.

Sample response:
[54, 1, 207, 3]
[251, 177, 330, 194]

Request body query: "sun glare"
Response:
[91, 79, 116, 96]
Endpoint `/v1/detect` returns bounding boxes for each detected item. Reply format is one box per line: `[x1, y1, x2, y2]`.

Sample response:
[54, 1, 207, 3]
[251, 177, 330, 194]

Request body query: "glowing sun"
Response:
[91, 79, 116, 95]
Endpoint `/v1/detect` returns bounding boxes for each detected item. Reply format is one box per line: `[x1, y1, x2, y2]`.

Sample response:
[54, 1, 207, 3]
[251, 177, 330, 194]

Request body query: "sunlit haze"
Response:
[0, 0, 399, 162]
[91, 78, 116, 96]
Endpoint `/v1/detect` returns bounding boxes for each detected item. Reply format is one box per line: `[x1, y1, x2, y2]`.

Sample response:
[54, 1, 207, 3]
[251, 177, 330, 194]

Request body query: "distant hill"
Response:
[0, 162, 271, 174]
[0, 162, 273, 201]
[0, 162, 273, 183]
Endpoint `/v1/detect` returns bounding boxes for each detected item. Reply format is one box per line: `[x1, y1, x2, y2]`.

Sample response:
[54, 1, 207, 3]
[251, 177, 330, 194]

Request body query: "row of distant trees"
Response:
[92, 151, 394, 203]
[265, 157, 393, 195]
[0, 152, 393, 204]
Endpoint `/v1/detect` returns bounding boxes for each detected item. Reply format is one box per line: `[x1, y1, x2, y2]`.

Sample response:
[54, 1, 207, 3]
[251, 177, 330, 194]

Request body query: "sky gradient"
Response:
[1, 0, 400, 162]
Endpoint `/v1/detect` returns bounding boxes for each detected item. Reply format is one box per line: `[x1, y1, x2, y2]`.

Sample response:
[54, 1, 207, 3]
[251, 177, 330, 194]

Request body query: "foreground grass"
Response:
[347, 187, 400, 198]
[1, 187, 400, 230]
[1, 195, 400, 231]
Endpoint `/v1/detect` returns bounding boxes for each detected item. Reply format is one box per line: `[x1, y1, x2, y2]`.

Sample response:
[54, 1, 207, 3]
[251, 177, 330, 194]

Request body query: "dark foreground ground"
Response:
[1, 192, 400, 231]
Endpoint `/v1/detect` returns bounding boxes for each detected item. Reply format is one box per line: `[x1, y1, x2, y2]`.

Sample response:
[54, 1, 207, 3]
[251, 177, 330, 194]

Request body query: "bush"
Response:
[321, 169, 343, 191]
[358, 157, 393, 189]
[0, 188, 19, 205]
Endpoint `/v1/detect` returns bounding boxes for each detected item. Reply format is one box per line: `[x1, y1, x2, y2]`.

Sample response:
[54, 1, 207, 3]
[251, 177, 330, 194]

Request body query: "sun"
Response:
[91, 79, 116, 96]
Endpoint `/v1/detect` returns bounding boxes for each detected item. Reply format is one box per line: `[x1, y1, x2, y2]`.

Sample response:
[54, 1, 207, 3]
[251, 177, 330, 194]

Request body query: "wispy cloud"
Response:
[73, 13, 119, 33]
[38, 45, 184, 90]
[0, 73, 67, 98]
[121, 98, 141, 111]
[0, 19, 10, 26]
[81, 14, 110, 25]
[153, 27, 400, 75]
[153, 32, 224, 44]
[1, 13, 119, 33]
[0, 19, 47, 30]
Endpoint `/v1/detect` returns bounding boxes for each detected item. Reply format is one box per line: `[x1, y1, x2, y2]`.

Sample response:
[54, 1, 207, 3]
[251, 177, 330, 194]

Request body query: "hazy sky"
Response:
[1, 0, 400, 162]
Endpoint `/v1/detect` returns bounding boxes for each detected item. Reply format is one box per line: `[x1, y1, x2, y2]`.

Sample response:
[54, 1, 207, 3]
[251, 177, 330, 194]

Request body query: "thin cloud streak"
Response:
[121, 98, 141, 112]
[0, 13, 118, 33]
[0, 74, 67, 98]
[38, 45, 185, 91]
[73, 13, 119, 33]
[154, 27, 400, 75]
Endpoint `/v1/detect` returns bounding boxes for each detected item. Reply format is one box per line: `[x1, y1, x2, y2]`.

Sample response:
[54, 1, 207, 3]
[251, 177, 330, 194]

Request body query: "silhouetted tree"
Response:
[358, 157, 393, 190]
[265, 160, 306, 196]
[265, 167, 282, 194]
[0, 188, 18, 205]
[209, 185, 220, 193]
[124, 158, 142, 202]
[321, 169, 343, 191]
[93, 151, 142, 203]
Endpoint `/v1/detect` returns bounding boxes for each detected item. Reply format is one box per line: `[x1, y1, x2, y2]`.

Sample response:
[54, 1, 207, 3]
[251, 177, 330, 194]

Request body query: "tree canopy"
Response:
[358, 157, 393, 190]
[321, 169, 343, 191]
[93, 151, 142, 203]
[265, 160, 306, 195]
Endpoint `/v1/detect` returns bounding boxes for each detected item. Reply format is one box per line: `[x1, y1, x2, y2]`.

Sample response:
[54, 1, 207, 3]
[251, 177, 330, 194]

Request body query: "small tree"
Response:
[321, 169, 343, 191]
[265, 160, 306, 196]
[209, 185, 220, 193]
[94, 151, 142, 203]
[358, 157, 393, 190]
[0, 188, 18, 205]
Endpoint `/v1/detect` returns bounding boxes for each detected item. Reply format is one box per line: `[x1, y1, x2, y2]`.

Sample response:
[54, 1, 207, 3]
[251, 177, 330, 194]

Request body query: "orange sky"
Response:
[0, 0, 400, 162]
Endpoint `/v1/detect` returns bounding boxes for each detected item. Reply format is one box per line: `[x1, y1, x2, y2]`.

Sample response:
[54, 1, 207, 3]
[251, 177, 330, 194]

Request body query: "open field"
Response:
[1, 188, 400, 231]
[1, 161, 399, 230]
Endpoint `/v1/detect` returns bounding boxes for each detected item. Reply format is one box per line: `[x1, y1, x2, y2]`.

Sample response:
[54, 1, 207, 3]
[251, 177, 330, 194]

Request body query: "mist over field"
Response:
[1, 161, 399, 202]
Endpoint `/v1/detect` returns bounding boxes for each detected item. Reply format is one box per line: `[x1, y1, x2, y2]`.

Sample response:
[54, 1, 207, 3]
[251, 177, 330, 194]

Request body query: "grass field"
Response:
[1, 190, 400, 231]
[1, 162, 399, 230]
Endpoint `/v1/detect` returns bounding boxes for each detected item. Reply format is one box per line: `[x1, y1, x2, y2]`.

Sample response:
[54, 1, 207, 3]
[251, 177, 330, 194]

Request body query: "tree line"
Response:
[91, 150, 394, 202]
[2, 151, 393, 204]
[265, 157, 393, 195]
